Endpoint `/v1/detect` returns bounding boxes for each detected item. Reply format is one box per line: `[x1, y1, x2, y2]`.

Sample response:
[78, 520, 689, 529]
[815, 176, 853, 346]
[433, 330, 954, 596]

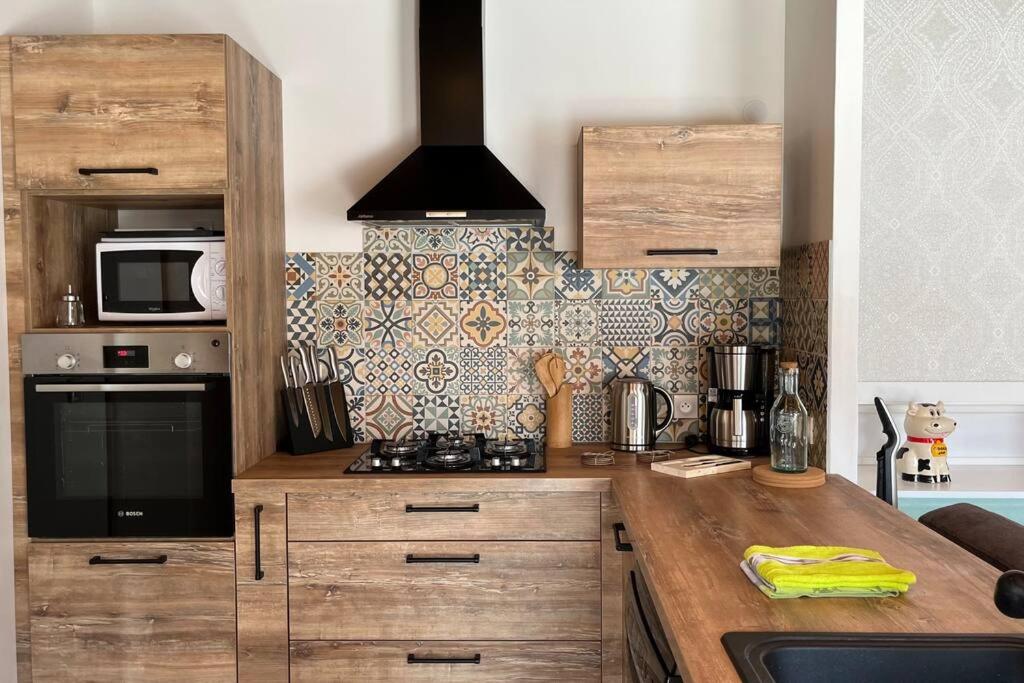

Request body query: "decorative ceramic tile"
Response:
[314, 252, 362, 300]
[699, 298, 749, 345]
[750, 321, 779, 344]
[410, 253, 458, 299]
[413, 394, 460, 436]
[412, 227, 458, 253]
[556, 301, 601, 345]
[508, 300, 556, 347]
[460, 347, 507, 395]
[648, 346, 698, 394]
[650, 268, 700, 300]
[749, 267, 780, 298]
[571, 393, 608, 442]
[507, 348, 546, 395]
[459, 246, 507, 301]
[363, 226, 413, 253]
[508, 394, 545, 437]
[458, 226, 505, 252]
[363, 253, 411, 299]
[603, 269, 648, 299]
[317, 300, 364, 347]
[286, 252, 316, 300]
[411, 347, 460, 395]
[599, 300, 653, 345]
[561, 345, 604, 394]
[749, 296, 781, 345]
[699, 269, 750, 298]
[287, 299, 317, 346]
[657, 417, 699, 444]
[507, 251, 557, 299]
[651, 298, 701, 346]
[323, 345, 367, 397]
[555, 252, 603, 300]
[506, 226, 554, 252]
[411, 300, 460, 347]
[459, 300, 508, 348]
[363, 394, 414, 440]
[459, 395, 506, 438]
[364, 347, 415, 394]
[346, 394, 366, 443]
[603, 346, 651, 383]
[363, 299, 413, 348]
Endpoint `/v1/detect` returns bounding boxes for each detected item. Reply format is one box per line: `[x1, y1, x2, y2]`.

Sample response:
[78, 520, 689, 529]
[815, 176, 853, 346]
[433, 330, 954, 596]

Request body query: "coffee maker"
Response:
[707, 345, 776, 456]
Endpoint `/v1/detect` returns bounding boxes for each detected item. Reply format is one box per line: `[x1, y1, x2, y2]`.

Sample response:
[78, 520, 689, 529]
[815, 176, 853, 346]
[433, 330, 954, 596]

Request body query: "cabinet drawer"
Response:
[290, 641, 602, 682]
[287, 490, 600, 540]
[12, 34, 227, 190]
[289, 541, 601, 640]
[28, 541, 236, 682]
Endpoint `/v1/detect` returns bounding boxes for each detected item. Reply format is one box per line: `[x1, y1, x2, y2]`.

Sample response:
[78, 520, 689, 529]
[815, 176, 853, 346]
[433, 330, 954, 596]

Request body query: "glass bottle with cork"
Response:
[769, 361, 809, 473]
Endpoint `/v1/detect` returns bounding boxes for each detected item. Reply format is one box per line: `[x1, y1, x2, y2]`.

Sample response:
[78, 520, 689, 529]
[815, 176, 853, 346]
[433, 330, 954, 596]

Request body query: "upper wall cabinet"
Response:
[577, 125, 782, 268]
[11, 34, 227, 190]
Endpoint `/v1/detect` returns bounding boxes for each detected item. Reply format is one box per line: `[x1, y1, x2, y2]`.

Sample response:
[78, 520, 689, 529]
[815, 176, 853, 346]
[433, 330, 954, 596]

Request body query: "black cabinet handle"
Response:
[89, 555, 167, 565]
[629, 570, 681, 681]
[78, 167, 159, 176]
[613, 522, 633, 552]
[646, 248, 719, 256]
[405, 504, 480, 513]
[253, 504, 265, 581]
[406, 554, 480, 564]
[407, 654, 481, 665]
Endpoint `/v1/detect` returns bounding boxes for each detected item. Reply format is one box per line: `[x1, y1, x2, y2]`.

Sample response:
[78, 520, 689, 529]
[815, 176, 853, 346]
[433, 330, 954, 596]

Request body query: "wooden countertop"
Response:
[236, 445, 1024, 682]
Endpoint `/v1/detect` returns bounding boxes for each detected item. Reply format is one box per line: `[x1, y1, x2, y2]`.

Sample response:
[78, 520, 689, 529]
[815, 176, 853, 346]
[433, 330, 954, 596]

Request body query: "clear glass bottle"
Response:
[769, 361, 809, 473]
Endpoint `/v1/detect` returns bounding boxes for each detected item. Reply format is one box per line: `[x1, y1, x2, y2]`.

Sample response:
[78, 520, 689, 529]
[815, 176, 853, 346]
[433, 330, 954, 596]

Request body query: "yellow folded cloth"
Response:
[741, 545, 916, 599]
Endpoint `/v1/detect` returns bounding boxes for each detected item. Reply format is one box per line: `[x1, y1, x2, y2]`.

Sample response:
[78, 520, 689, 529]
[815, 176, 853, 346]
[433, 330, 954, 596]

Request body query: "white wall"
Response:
[91, 0, 786, 251]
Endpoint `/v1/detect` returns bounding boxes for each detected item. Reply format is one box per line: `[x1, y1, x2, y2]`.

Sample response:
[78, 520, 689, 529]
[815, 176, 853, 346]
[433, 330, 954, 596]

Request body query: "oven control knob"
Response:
[173, 352, 194, 369]
[56, 353, 77, 370]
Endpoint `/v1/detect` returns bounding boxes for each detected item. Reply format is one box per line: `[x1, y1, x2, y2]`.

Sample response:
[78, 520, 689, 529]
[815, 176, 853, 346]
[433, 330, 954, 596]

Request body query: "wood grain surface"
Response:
[287, 490, 599, 541]
[11, 34, 227, 190]
[288, 540, 602, 641]
[601, 492, 625, 682]
[237, 584, 289, 683]
[290, 641, 602, 682]
[578, 125, 782, 268]
[28, 541, 236, 682]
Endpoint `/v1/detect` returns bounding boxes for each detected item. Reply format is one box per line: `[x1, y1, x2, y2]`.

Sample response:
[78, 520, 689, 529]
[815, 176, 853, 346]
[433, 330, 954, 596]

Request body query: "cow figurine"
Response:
[897, 401, 957, 483]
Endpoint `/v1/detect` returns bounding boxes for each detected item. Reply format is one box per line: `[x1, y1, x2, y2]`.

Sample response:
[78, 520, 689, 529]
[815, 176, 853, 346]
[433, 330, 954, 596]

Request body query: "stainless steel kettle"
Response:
[609, 378, 673, 451]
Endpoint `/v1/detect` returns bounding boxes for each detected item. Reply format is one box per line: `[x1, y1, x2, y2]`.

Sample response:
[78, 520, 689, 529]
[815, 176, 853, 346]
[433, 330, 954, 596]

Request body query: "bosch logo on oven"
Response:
[117, 510, 144, 518]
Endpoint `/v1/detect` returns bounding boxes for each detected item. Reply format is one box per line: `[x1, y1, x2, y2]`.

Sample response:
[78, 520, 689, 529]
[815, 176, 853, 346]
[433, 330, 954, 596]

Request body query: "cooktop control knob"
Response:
[56, 353, 77, 370]
[173, 352, 194, 369]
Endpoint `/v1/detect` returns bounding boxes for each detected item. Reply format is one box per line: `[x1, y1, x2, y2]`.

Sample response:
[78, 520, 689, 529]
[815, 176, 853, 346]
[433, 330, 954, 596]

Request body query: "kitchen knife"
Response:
[326, 346, 352, 444]
[289, 354, 305, 418]
[312, 351, 334, 443]
[297, 345, 322, 438]
[280, 355, 300, 427]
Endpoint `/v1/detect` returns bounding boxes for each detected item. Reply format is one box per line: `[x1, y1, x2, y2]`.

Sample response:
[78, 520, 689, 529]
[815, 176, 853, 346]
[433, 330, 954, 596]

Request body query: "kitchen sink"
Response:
[722, 632, 1024, 683]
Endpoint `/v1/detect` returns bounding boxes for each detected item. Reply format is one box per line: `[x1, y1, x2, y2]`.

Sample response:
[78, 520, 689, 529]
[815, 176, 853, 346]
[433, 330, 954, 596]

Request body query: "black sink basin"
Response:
[722, 632, 1024, 683]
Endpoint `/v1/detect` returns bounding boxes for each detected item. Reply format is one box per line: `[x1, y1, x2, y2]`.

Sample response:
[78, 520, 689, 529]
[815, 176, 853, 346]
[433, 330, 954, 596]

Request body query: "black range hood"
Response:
[347, 0, 545, 227]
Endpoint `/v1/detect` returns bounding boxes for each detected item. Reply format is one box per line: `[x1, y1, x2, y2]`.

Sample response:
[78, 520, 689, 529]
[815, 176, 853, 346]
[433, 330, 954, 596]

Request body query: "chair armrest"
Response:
[919, 503, 1024, 572]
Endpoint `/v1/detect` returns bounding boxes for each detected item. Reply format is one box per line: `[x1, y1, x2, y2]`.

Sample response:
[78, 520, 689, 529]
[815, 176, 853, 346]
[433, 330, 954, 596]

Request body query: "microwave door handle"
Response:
[191, 252, 211, 315]
[35, 383, 207, 393]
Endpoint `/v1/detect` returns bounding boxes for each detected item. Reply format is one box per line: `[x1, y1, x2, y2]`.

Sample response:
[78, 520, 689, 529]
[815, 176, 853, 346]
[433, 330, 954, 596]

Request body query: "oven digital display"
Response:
[102, 345, 149, 369]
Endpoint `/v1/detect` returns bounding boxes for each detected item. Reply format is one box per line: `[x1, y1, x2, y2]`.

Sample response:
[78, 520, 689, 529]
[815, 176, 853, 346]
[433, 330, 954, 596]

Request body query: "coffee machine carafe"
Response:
[707, 345, 776, 455]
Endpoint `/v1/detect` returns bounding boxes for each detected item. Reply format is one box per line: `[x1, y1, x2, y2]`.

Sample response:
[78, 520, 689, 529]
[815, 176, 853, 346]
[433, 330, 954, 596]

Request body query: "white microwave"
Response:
[96, 232, 227, 322]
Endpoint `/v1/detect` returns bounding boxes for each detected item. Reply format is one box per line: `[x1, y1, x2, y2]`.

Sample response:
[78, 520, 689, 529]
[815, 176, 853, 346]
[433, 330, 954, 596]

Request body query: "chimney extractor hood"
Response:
[347, 0, 545, 227]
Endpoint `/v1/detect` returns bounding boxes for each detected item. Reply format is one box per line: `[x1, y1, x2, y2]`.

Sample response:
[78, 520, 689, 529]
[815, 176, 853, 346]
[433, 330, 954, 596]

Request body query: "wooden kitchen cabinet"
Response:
[577, 124, 782, 268]
[11, 34, 227, 189]
[27, 541, 236, 682]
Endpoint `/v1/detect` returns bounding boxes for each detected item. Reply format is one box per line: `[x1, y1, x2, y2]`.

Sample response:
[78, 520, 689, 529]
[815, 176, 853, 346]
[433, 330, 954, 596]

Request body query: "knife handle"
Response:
[279, 356, 291, 389]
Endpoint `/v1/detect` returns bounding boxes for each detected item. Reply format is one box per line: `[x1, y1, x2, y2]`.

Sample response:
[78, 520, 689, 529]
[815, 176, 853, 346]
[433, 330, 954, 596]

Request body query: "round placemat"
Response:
[752, 465, 826, 489]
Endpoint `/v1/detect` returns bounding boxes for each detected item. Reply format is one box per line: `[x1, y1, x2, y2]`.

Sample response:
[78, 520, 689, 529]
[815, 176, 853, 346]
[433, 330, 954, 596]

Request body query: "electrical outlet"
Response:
[674, 394, 698, 419]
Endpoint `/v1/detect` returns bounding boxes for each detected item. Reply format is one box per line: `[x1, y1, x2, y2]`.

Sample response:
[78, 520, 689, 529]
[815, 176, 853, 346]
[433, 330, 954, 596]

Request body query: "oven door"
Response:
[97, 243, 212, 321]
[24, 374, 232, 538]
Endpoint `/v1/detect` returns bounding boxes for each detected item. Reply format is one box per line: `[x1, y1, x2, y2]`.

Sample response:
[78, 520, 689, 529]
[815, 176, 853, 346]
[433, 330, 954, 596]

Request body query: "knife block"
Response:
[282, 382, 354, 455]
[546, 385, 572, 449]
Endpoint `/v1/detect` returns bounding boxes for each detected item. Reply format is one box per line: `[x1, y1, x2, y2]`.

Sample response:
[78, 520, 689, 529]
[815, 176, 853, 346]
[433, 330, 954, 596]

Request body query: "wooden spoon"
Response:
[535, 353, 558, 398]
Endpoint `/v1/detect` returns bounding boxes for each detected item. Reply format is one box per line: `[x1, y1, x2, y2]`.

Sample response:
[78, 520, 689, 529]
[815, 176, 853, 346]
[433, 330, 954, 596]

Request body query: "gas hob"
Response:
[344, 433, 546, 474]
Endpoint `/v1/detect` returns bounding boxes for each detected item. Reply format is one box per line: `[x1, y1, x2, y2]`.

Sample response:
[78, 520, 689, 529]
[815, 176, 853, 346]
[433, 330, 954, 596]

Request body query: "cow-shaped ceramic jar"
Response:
[897, 401, 957, 483]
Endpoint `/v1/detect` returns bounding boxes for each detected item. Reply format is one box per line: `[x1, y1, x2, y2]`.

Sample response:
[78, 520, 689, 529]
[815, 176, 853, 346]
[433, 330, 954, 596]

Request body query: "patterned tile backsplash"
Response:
[286, 226, 783, 443]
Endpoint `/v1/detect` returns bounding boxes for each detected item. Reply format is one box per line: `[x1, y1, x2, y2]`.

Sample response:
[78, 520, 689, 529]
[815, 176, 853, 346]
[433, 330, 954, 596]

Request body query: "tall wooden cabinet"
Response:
[1, 34, 285, 681]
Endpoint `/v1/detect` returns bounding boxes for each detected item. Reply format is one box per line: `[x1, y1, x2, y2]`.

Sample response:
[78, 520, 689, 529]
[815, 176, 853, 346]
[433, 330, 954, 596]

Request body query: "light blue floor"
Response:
[900, 498, 1024, 525]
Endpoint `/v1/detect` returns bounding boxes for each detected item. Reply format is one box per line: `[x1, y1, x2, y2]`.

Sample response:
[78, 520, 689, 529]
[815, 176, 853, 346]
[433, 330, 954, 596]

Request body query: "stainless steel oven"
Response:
[22, 332, 233, 538]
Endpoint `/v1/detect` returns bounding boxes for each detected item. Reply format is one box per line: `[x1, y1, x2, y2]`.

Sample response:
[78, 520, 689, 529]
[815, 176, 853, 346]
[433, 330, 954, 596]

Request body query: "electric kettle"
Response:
[609, 377, 674, 451]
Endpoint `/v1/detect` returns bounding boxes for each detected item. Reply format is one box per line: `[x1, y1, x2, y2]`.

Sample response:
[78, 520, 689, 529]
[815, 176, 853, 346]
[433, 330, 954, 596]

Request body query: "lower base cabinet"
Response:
[28, 541, 236, 683]
[290, 641, 602, 682]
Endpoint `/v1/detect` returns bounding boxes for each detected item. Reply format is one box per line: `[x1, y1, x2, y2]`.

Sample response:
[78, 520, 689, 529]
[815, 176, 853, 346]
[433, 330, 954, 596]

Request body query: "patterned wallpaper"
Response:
[285, 225, 782, 443]
[860, 0, 1024, 380]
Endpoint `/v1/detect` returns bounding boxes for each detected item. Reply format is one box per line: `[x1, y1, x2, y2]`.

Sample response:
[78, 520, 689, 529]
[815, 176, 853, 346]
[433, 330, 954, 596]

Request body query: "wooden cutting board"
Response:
[650, 455, 751, 479]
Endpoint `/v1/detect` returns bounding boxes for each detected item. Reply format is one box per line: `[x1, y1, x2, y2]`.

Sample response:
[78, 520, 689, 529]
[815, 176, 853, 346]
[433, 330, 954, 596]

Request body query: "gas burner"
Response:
[423, 450, 474, 470]
[348, 435, 544, 474]
[381, 438, 421, 456]
[485, 438, 526, 455]
[435, 432, 467, 450]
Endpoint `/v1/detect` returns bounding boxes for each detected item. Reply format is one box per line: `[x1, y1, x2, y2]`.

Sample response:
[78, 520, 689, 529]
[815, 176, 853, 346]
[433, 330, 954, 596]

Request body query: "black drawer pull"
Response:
[405, 504, 480, 513]
[89, 555, 167, 565]
[407, 654, 481, 665]
[613, 522, 633, 552]
[406, 554, 480, 564]
[646, 248, 719, 256]
[254, 504, 265, 581]
[79, 167, 159, 176]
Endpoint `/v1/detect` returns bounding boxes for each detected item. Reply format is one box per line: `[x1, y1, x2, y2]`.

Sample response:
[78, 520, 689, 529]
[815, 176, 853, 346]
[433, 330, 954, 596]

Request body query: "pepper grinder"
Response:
[56, 284, 85, 328]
